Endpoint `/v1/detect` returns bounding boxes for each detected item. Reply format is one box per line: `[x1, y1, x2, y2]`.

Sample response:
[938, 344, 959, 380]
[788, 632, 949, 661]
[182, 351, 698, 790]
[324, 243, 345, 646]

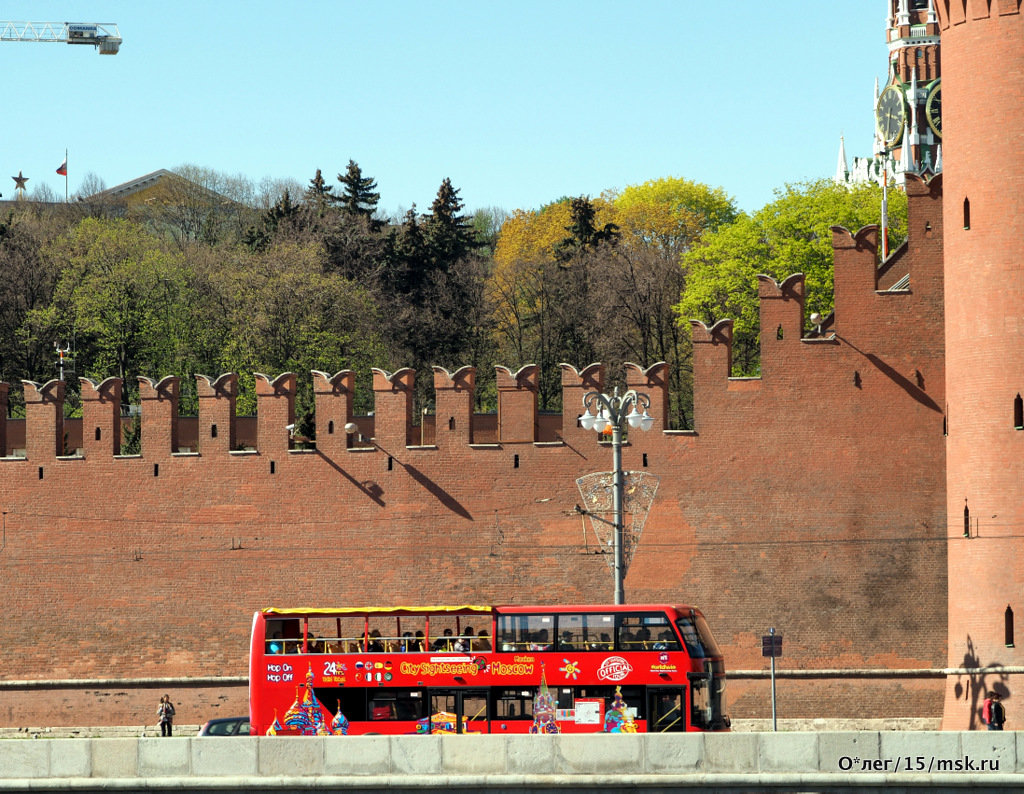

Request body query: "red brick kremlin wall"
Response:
[936, 0, 1024, 729]
[0, 176, 948, 729]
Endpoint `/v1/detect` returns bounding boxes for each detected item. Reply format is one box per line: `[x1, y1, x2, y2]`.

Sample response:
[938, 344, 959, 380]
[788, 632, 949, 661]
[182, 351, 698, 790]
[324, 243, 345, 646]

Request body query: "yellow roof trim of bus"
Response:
[262, 605, 493, 616]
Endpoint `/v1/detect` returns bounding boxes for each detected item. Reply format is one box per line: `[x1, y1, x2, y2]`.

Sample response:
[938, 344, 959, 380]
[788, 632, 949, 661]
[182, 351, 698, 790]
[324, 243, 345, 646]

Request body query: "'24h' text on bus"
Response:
[249, 604, 730, 735]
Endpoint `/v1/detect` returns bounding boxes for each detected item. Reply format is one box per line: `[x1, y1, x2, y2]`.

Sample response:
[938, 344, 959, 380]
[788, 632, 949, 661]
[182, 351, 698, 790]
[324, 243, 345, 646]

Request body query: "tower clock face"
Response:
[875, 85, 906, 147]
[926, 80, 942, 138]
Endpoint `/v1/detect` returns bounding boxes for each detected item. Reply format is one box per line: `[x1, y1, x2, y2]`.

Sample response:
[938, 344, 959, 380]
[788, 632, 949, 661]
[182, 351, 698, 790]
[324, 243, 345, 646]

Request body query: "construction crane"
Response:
[0, 22, 121, 54]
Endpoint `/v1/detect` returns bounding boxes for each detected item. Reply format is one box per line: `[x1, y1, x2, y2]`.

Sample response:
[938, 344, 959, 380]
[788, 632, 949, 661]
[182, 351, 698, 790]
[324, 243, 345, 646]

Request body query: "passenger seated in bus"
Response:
[652, 630, 675, 650]
[432, 628, 455, 651]
[529, 629, 550, 651]
[266, 632, 284, 654]
[472, 630, 491, 651]
[591, 632, 612, 651]
[413, 631, 426, 651]
[453, 627, 474, 652]
[619, 631, 637, 650]
[500, 633, 516, 651]
[400, 631, 414, 651]
[559, 631, 575, 650]
[636, 627, 652, 649]
[368, 629, 385, 653]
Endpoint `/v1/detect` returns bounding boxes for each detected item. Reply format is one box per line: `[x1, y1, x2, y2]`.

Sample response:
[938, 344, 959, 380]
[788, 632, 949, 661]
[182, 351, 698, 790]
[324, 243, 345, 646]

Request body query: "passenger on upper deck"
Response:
[472, 630, 491, 651]
[368, 629, 385, 653]
[454, 627, 474, 652]
[432, 628, 455, 651]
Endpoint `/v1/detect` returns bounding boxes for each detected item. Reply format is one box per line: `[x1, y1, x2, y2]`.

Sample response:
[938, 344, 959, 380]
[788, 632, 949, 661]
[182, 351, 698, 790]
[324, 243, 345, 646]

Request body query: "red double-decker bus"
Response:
[249, 603, 729, 735]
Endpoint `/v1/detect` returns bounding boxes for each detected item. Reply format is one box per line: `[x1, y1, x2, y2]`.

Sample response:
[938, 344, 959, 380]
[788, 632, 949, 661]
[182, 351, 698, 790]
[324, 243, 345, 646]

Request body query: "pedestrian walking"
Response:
[157, 694, 176, 737]
[983, 691, 1006, 731]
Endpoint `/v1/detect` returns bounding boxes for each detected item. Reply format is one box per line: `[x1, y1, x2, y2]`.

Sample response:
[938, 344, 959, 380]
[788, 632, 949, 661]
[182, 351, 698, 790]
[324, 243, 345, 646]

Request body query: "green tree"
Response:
[244, 189, 304, 252]
[613, 176, 737, 249]
[423, 177, 476, 272]
[304, 168, 336, 217]
[490, 179, 737, 423]
[0, 207, 71, 390]
[676, 179, 907, 375]
[195, 240, 387, 418]
[335, 160, 380, 221]
[27, 218, 186, 401]
[555, 196, 619, 261]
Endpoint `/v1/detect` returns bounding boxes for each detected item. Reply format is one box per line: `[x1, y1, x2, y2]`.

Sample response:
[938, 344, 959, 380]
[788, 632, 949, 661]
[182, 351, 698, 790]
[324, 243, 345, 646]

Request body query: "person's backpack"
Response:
[991, 700, 1005, 726]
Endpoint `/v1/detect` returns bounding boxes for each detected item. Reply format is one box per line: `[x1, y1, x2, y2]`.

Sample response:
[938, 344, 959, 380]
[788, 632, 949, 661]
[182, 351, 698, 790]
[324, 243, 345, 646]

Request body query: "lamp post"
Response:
[579, 387, 654, 604]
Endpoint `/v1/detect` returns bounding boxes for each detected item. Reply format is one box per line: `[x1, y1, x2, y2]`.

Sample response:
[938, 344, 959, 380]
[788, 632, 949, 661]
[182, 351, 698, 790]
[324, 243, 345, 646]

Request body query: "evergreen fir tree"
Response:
[244, 189, 301, 251]
[304, 168, 335, 216]
[335, 160, 380, 222]
[385, 205, 425, 295]
[423, 177, 476, 272]
[554, 196, 619, 262]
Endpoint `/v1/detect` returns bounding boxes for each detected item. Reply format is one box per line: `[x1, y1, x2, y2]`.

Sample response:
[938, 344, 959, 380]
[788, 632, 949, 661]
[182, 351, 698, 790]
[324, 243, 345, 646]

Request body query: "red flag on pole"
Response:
[56, 157, 67, 176]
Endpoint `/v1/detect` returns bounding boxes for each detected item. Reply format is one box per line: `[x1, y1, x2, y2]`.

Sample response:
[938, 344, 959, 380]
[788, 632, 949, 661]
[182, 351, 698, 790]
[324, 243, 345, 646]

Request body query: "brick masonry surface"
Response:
[0, 175, 953, 729]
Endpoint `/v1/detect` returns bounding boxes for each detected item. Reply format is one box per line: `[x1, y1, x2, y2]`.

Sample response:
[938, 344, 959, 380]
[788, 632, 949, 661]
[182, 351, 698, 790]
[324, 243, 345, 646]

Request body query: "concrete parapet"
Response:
[0, 732, 1021, 788]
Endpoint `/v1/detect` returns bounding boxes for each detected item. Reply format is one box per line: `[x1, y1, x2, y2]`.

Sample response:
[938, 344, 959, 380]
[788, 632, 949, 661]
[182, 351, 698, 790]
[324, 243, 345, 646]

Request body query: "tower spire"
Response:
[834, 135, 849, 184]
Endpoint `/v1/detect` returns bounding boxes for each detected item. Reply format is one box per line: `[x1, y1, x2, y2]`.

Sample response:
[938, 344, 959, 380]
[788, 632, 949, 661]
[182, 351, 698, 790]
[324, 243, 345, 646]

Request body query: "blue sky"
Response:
[6, 1, 885, 216]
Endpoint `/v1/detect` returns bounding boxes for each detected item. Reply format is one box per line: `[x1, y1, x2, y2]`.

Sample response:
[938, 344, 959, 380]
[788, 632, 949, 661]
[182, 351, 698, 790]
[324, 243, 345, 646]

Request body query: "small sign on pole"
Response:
[761, 632, 783, 658]
[761, 628, 782, 730]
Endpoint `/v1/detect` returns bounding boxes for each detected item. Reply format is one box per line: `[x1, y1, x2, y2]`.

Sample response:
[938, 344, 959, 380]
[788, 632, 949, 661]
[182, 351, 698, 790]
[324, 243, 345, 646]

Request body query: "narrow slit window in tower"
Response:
[95, 427, 101, 441]
[1015, 394, 1023, 429]
[211, 424, 218, 439]
[1006, 606, 1015, 648]
[963, 197, 970, 230]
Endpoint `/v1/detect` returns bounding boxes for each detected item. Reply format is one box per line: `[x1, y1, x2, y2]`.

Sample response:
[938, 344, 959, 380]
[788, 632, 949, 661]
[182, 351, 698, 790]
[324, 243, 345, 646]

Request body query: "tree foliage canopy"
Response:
[675, 179, 907, 374]
[0, 164, 918, 432]
[489, 178, 739, 423]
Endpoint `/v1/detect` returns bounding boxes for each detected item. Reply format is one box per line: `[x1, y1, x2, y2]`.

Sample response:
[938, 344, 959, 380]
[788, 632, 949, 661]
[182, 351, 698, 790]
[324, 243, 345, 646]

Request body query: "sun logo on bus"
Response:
[560, 659, 580, 680]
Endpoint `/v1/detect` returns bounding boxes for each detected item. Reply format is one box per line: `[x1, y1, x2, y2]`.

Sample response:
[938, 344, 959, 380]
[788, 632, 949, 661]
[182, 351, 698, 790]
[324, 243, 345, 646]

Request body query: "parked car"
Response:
[197, 716, 251, 736]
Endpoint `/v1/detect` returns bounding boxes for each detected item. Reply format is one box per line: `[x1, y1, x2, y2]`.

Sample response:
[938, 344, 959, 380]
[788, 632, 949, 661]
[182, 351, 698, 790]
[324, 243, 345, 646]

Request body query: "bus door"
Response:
[427, 689, 490, 733]
[647, 686, 687, 732]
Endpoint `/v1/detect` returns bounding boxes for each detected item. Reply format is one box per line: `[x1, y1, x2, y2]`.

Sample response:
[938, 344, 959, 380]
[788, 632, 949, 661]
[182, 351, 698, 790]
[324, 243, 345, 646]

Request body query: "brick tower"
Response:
[878, 0, 942, 180]
[837, 0, 941, 190]
[936, 1, 1024, 729]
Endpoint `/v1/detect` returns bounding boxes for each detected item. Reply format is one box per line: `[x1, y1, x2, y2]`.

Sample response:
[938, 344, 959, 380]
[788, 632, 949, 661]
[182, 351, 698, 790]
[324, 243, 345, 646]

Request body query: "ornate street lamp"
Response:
[579, 387, 654, 604]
